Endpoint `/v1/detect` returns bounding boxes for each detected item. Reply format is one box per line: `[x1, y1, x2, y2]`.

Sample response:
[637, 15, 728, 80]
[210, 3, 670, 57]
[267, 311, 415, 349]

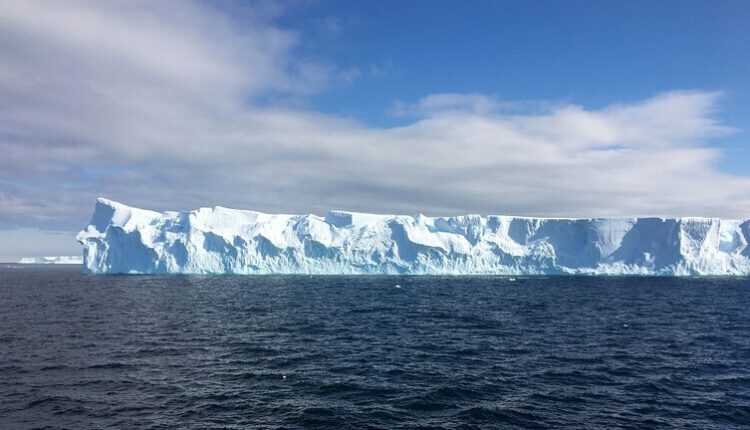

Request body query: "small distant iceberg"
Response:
[77, 198, 750, 276]
[18, 256, 83, 265]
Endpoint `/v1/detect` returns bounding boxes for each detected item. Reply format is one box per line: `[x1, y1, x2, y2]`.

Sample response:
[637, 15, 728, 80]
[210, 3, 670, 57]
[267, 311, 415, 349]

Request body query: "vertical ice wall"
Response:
[77, 198, 750, 275]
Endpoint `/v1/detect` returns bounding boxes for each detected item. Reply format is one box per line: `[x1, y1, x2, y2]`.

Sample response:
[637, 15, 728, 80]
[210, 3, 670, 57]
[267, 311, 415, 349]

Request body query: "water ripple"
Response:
[1, 267, 749, 429]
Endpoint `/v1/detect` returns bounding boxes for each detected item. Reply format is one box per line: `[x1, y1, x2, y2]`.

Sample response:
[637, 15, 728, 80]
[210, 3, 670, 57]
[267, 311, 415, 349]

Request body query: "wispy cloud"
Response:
[392, 93, 496, 117]
[1, 0, 748, 258]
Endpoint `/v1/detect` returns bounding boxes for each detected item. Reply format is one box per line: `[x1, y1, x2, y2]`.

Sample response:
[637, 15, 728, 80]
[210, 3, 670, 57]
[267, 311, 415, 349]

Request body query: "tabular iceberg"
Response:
[17, 256, 83, 265]
[77, 198, 750, 276]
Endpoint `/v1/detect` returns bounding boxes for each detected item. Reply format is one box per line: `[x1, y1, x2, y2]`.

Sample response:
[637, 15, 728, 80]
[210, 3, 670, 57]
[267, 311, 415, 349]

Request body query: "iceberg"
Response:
[18, 256, 83, 264]
[77, 198, 750, 275]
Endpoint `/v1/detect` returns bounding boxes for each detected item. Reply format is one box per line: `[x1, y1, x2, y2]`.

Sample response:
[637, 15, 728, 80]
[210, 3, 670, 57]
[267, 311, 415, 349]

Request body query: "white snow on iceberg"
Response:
[77, 198, 750, 275]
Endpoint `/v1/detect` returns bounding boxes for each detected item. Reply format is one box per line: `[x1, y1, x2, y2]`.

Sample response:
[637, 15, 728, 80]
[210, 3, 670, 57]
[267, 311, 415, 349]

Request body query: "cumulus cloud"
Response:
[1, 1, 749, 258]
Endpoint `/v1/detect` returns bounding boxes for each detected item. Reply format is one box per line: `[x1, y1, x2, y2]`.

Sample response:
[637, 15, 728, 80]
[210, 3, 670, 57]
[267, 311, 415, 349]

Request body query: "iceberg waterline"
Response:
[77, 198, 750, 275]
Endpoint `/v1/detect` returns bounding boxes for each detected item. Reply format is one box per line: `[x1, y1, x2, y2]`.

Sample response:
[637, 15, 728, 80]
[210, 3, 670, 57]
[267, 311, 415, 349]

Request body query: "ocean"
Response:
[1, 266, 749, 429]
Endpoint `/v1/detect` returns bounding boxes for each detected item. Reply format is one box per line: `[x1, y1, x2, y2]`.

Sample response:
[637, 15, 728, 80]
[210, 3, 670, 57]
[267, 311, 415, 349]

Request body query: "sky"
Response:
[1, 0, 749, 261]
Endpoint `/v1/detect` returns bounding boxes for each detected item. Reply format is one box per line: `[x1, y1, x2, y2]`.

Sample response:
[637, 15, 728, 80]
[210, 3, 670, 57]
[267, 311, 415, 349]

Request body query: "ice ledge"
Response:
[77, 198, 750, 276]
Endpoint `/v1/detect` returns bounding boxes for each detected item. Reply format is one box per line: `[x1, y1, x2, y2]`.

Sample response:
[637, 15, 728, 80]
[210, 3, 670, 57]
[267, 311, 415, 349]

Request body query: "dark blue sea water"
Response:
[1, 266, 749, 429]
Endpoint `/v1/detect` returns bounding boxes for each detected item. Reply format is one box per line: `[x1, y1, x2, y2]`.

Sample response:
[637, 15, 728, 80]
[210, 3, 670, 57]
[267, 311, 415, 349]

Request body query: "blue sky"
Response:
[304, 0, 750, 172]
[0, 0, 749, 260]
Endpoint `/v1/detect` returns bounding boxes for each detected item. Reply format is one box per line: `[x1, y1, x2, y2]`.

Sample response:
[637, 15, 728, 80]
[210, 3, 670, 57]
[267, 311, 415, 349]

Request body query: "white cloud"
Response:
[0, 0, 748, 258]
[391, 93, 503, 116]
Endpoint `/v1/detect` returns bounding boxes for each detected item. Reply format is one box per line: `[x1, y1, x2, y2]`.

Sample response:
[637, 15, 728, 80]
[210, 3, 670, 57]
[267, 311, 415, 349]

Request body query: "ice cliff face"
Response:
[77, 198, 750, 275]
